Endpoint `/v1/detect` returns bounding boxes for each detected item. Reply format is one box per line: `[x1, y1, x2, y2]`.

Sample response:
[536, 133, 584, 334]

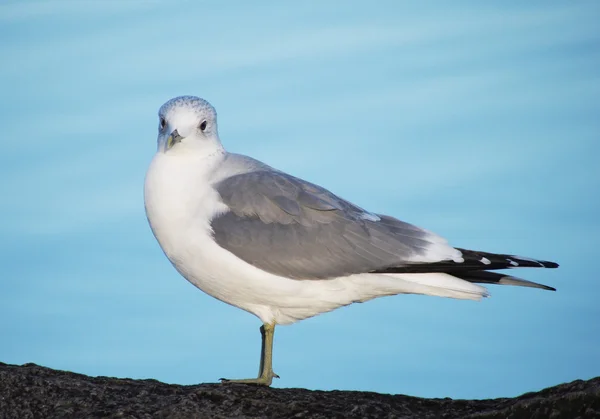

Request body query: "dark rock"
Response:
[0, 362, 598, 419]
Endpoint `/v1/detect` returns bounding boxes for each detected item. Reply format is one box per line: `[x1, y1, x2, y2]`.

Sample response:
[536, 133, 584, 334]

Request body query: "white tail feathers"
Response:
[381, 272, 490, 301]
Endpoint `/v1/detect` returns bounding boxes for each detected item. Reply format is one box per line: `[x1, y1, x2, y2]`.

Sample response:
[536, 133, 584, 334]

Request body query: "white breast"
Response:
[144, 151, 227, 282]
[144, 152, 285, 317]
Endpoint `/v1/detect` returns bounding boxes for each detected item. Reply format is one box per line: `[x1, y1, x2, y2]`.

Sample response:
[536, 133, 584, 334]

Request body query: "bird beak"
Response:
[166, 129, 184, 151]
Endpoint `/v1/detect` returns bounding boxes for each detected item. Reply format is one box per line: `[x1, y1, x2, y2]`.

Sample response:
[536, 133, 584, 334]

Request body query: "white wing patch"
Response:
[507, 259, 520, 267]
[359, 212, 381, 222]
[404, 229, 464, 264]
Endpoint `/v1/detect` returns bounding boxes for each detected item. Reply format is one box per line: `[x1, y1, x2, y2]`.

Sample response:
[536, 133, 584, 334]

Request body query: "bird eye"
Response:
[159, 117, 166, 130]
[200, 120, 207, 131]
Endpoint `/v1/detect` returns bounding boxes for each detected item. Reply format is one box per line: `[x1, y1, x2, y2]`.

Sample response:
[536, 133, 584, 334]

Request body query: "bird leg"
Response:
[220, 323, 279, 386]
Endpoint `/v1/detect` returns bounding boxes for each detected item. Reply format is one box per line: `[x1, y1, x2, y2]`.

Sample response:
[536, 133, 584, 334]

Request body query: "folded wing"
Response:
[211, 168, 557, 290]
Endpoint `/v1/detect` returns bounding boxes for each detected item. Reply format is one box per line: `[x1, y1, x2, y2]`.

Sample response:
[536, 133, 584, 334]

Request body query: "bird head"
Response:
[156, 96, 222, 156]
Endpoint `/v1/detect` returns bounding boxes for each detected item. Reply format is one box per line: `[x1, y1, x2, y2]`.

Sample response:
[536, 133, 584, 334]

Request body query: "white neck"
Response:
[144, 148, 228, 257]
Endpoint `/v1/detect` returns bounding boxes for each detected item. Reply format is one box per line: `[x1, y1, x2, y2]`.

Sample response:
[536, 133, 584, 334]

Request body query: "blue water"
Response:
[1, 0, 598, 399]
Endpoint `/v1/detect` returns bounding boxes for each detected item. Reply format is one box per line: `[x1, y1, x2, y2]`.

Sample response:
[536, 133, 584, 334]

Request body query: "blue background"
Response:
[1, 1, 598, 399]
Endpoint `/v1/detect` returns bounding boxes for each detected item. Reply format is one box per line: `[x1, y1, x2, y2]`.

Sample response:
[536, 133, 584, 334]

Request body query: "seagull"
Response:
[144, 95, 558, 386]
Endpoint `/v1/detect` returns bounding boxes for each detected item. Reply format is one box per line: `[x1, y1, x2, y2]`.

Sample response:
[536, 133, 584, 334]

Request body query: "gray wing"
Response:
[211, 169, 457, 280]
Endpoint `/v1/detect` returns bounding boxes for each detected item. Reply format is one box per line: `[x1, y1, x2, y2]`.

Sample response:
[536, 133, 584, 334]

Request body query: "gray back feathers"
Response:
[211, 169, 439, 279]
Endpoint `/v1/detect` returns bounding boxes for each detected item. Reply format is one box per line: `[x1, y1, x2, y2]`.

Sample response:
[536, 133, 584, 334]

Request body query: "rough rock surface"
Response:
[0, 362, 598, 419]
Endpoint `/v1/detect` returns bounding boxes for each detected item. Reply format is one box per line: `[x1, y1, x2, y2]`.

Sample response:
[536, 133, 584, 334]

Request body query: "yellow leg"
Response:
[221, 323, 279, 386]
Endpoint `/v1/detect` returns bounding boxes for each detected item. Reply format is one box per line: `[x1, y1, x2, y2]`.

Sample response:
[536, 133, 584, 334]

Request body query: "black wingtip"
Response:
[508, 255, 560, 269]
